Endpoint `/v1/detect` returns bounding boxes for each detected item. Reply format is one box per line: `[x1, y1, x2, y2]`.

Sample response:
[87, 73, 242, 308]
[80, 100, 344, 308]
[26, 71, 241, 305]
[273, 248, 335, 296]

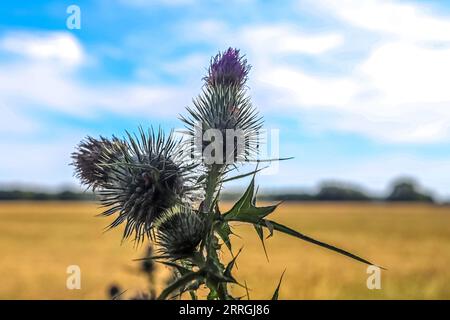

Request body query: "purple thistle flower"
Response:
[205, 48, 251, 88]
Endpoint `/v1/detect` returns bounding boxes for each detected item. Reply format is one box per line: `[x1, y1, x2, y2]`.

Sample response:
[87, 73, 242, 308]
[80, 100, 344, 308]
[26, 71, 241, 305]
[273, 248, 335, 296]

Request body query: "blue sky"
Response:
[1, 0, 450, 198]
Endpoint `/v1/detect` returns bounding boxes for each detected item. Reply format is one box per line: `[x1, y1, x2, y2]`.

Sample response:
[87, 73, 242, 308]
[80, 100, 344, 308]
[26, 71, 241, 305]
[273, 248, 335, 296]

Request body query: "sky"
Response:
[1, 0, 450, 199]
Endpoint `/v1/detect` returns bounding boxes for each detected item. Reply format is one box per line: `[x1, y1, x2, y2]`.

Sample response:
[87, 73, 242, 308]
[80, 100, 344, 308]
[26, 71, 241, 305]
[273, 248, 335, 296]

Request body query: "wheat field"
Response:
[0, 201, 449, 299]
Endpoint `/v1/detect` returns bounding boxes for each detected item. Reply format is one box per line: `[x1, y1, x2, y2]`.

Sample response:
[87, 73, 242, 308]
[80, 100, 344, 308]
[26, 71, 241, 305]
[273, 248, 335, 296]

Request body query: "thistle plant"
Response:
[72, 48, 378, 300]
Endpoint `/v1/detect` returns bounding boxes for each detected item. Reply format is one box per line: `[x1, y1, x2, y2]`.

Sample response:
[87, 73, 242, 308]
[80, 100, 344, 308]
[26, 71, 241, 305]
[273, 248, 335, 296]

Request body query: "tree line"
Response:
[224, 178, 436, 203]
[0, 177, 436, 203]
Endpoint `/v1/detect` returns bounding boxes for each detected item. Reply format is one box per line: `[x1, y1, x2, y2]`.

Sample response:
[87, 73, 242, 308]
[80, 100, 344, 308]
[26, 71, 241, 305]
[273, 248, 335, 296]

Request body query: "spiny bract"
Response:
[71, 136, 124, 190]
[155, 206, 206, 259]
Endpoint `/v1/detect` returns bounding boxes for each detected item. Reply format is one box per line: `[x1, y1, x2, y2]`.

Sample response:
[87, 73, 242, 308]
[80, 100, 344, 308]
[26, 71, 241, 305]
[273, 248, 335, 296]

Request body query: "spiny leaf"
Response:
[271, 269, 286, 300]
[158, 270, 204, 300]
[216, 221, 233, 253]
[254, 224, 269, 261]
[265, 220, 274, 239]
[224, 177, 278, 220]
[244, 281, 251, 300]
[224, 248, 243, 279]
[228, 215, 381, 268]
[265, 219, 382, 268]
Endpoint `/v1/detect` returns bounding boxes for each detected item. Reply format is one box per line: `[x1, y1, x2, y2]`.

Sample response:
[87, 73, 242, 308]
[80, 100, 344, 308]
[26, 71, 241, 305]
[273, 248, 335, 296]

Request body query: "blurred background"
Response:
[0, 0, 450, 299]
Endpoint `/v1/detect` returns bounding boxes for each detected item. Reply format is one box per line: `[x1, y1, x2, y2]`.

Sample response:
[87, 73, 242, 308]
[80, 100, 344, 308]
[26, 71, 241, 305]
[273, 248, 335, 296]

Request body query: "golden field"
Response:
[0, 201, 449, 299]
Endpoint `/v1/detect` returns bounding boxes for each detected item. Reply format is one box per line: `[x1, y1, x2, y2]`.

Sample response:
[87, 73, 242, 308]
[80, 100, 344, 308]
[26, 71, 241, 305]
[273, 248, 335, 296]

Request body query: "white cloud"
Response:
[361, 42, 450, 105]
[0, 32, 85, 66]
[257, 67, 358, 108]
[314, 0, 450, 42]
[240, 25, 343, 55]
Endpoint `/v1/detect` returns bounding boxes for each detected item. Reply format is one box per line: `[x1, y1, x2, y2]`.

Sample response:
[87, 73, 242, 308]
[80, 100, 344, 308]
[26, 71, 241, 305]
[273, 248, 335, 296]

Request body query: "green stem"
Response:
[204, 164, 222, 212]
[202, 164, 233, 300]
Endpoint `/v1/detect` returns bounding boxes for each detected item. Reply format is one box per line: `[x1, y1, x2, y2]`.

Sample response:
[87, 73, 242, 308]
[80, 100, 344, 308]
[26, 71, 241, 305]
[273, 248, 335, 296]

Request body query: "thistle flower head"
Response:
[71, 136, 124, 190]
[90, 128, 198, 243]
[155, 206, 206, 260]
[181, 85, 263, 165]
[181, 48, 262, 165]
[205, 47, 251, 88]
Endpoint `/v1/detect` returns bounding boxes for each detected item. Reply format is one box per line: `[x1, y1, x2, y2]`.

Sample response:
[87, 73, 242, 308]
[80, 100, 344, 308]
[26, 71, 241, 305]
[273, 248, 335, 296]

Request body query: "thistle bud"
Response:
[155, 206, 206, 260]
